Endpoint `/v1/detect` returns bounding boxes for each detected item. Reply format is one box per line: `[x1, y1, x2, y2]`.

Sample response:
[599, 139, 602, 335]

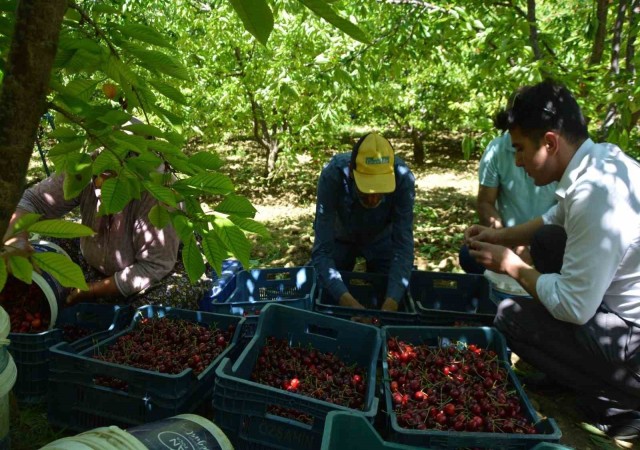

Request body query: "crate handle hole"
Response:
[306, 324, 338, 340]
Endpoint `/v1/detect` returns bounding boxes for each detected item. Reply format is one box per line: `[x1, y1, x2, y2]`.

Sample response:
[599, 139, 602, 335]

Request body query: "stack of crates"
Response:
[380, 325, 562, 449]
[409, 271, 497, 326]
[212, 303, 381, 450]
[8, 302, 132, 403]
[314, 271, 419, 326]
[47, 305, 244, 431]
[205, 266, 317, 338]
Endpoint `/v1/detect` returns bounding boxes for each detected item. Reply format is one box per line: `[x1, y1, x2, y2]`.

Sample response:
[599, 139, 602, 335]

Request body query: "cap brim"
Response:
[353, 171, 396, 194]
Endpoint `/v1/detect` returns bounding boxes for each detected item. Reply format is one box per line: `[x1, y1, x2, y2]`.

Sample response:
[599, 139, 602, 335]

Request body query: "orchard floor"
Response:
[9, 134, 636, 449]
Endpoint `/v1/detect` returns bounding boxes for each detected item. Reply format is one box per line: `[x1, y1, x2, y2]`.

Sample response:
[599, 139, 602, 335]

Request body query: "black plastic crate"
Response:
[314, 271, 419, 326]
[198, 259, 244, 311]
[47, 306, 244, 431]
[8, 302, 132, 404]
[212, 303, 381, 450]
[380, 325, 562, 449]
[410, 271, 497, 326]
[207, 266, 316, 318]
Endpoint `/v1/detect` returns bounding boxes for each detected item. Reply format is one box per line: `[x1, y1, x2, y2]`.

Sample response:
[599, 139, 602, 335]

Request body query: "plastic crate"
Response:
[199, 259, 244, 311]
[212, 303, 381, 450]
[206, 266, 317, 319]
[8, 302, 132, 404]
[47, 306, 244, 431]
[314, 271, 419, 326]
[321, 411, 425, 450]
[381, 325, 562, 449]
[410, 271, 497, 326]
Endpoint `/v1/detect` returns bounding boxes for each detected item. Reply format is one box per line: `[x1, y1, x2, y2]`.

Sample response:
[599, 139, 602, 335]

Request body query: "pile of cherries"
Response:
[250, 336, 368, 424]
[0, 277, 51, 333]
[93, 316, 236, 391]
[386, 337, 537, 434]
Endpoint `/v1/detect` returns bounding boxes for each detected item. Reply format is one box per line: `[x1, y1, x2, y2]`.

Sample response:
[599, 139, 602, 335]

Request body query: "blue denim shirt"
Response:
[311, 153, 415, 303]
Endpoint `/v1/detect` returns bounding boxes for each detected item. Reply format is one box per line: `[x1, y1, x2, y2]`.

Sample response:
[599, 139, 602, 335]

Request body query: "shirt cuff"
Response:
[536, 273, 561, 312]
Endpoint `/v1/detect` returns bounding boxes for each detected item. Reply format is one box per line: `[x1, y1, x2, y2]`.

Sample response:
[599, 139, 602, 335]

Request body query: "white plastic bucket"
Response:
[31, 240, 69, 312]
[39, 414, 234, 450]
[484, 270, 532, 304]
[0, 353, 17, 448]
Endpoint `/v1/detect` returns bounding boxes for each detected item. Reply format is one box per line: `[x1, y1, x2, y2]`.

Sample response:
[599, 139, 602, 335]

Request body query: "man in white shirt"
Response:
[464, 80, 640, 441]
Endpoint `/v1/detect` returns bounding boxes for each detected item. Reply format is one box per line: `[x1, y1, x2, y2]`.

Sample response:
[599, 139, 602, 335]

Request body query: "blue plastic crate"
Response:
[206, 266, 316, 318]
[212, 303, 381, 450]
[47, 306, 244, 431]
[8, 302, 132, 404]
[199, 259, 244, 311]
[410, 271, 497, 326]
[321, 411, 424, 450]
[314, 271, 419, 326]
[380, 325, 562, 449]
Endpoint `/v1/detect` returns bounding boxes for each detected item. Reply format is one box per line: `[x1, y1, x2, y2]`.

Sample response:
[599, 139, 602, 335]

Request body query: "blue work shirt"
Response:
[311, 153, 415, 304]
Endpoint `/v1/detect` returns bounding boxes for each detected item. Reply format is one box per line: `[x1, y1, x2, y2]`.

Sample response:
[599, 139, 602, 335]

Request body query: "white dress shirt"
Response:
[537, 139, 640, 325]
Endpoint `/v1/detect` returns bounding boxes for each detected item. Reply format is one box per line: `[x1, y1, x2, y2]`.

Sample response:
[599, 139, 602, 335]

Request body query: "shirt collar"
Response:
[555, 138, 594, 199]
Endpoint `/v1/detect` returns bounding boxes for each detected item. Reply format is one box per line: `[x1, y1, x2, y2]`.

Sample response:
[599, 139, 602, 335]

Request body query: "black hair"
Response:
[494, 80, 589, 145]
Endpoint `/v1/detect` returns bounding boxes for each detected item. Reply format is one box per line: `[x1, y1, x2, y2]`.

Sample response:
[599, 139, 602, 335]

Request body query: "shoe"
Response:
[594, 412, 640, 441]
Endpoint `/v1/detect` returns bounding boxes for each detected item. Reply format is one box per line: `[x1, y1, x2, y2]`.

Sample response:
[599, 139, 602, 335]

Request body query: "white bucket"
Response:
[39, 414, 234, 450]
[484, 270, 532, 304]
[0, 353, 17, 448]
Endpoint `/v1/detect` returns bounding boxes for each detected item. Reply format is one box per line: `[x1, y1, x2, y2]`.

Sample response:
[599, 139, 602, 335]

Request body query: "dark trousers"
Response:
[494, 225, 640, 420]
[332, 235, 393, 274]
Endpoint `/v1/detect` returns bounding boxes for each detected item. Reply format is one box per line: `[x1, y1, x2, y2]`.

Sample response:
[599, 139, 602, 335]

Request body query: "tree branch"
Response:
[589, 0, 609, 65]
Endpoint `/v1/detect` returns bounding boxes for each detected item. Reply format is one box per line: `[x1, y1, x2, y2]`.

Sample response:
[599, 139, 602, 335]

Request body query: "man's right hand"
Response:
[339, 292, 365, 309]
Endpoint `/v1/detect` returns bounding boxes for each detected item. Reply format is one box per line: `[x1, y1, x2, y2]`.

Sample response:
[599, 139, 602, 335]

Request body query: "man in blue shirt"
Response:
[311, 133, 415, 312]
[459, 126, 557, 274]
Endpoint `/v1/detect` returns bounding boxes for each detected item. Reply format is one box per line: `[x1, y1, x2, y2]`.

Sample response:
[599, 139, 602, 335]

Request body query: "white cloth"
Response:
[538, 139, 640, 325]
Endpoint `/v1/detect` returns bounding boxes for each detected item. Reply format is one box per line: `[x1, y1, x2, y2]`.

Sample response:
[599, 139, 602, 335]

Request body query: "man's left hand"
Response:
[381, 297, 398, 312]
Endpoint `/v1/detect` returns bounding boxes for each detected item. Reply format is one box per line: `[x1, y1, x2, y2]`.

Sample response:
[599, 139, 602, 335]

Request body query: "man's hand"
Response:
[381, 297, 398, 312]
[66, 286, 92, 306]
[468, 240, 523, 275]
[339, 292, 365, 309]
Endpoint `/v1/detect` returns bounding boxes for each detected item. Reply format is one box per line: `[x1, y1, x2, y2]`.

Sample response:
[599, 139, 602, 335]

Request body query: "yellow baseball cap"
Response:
[352, 133, 396, 194]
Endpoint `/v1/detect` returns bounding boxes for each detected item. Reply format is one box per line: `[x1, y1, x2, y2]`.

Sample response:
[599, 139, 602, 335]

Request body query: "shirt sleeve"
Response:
[536, 181, 621, 324]
[478, 137, 502, 188]
[311, 162, 350, 302]
[113, 194, 180, 297]
[17, 173, 80, 217]
[385, 165, 415, 303]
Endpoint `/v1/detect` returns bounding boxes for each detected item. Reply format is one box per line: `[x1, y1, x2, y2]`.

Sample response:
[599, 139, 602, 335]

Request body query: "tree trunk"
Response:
[410, 128, 425, 166]
[526, 0, 543, 61]
[626, 0, 640, 74]
[266, 140, 280, 178]
[0, 0, 68, 241]
[589, 0, 609, 65]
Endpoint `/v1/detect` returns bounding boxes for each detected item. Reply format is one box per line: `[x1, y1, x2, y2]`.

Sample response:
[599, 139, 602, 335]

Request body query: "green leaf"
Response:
[174, 173, 234, 195]
[32, 252, 88, 289]
[143, 181, 178, 207]
[213, 216, 251, 268]
[0, 259, 6, 293]
[149, 204, 171, 229]
[148, 139, 182, 156]
[214, 194, 256, 218]
[91, 4, 120, 15]
[125, 46, 190, 81]
[50, 127, 80, 140]
[228, 0, 274, 46]
[116, 23, 173, 49]
[181, 235, 205, 284]
[149, 79, 188, 105]
[8, 256, 32, 284]
[28, 220, 95, 238]
[11, 213, 42, 234]
[188, 152, 223, 171]
[298, 0, 370, 44]
[172, 215, 194, 241]
[229, 216, 270, 238]
[201, 231, 228, 276]
[48, 139, 85, 157]
[63, 78, 99, 102]
[0, 0, 17, 13]
[99, 177, 132, 214]
[63, 155, 93, 200]
[124, 123, 166, 140]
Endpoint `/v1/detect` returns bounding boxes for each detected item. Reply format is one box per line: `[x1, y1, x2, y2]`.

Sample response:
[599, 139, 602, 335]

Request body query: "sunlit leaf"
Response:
[28, 220, 95, 238]
[214, 194, 256, 218]
[182, 235, 205, 284]
[8, 256, 32, 284]
[149, 204, 171, 229]
[228, 0, 274, 46]
[32, 252, 88, 289]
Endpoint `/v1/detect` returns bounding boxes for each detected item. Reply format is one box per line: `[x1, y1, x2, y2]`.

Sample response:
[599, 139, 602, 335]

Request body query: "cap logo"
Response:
[365, 156, 390, 165]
